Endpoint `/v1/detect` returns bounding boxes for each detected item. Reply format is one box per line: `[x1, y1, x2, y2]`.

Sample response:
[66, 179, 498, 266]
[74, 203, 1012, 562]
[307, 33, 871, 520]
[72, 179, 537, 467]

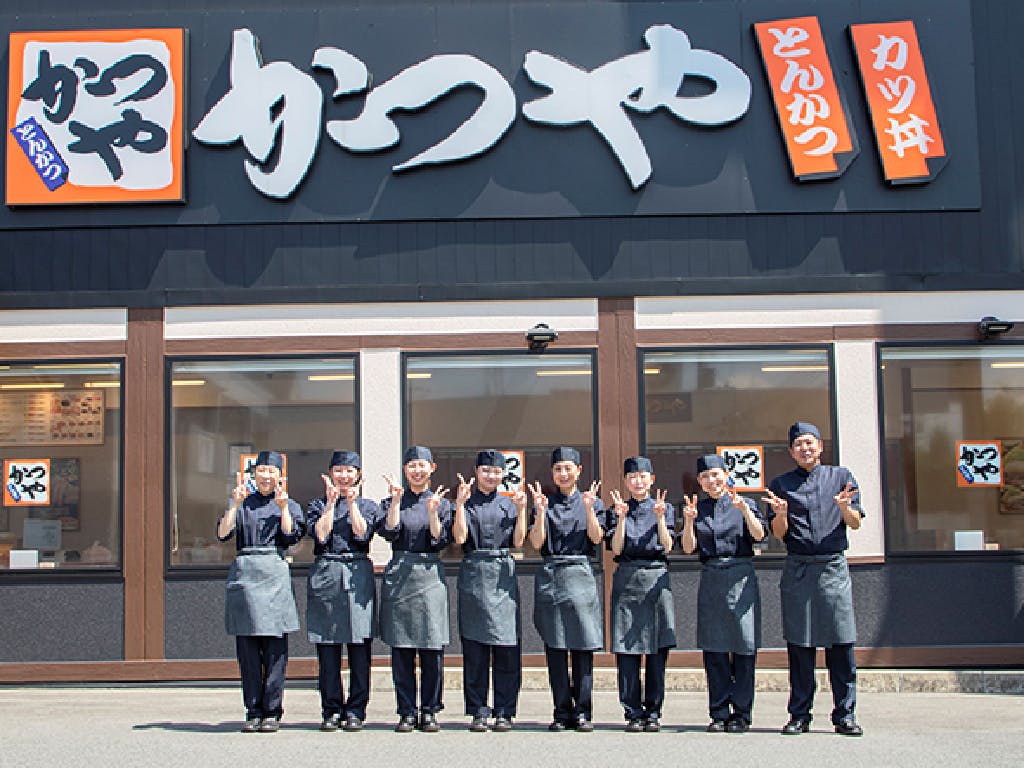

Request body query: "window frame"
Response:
[877, 340, 1024, 558]
[0, 356, 125, 577]
[637, 343, 838, 560]
[164, 352, 361, 573]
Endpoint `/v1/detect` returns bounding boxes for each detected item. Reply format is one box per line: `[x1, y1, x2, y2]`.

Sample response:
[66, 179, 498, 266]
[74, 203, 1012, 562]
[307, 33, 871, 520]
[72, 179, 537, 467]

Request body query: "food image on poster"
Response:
[0, 390, 104, 446]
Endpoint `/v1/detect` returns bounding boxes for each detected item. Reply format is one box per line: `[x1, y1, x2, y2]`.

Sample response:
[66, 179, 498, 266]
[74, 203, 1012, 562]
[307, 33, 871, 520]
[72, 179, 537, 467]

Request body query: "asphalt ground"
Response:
[2, 685, 1023, 768]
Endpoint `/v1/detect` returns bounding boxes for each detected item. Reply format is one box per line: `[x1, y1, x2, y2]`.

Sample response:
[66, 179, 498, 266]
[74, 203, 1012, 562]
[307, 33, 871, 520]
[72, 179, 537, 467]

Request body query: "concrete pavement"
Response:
[2, 683, 1023, 768]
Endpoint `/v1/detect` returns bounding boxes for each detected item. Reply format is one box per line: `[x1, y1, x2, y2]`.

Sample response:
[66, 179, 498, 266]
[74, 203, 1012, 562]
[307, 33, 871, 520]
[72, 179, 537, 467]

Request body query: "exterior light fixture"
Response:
[978, 316, 1015, 340]
[526, 323, 558, 351]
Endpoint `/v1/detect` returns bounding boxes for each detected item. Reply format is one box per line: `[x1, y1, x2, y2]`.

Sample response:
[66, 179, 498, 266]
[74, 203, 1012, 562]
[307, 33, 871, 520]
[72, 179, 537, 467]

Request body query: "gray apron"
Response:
[781, 552, 857, 647]
[379, 551, 450, 650]
[224, 546, 299, 636]
[610, 560, 676, 654]
[697, 557, 761, 654]
[534, 555, 603, 651]
[457, 549, 520, 646]
[306, 553, 376, 645]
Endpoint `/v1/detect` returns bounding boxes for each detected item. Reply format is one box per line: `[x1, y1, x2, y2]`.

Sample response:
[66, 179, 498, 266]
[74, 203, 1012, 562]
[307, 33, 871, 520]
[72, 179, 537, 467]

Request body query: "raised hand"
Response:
[274, 478, 290, 511]
[455, 473, 474, 505]
[652, 488, 668, 519]
[322, 473, 341, 507]
[761, 488, 788, 516]
[582, 480, 601, 511]
[426, 485, 449, 514]
[343, 480, 361, 508]
[383, 473, 403, 506]
[527, 481, 547, 514]
[726, 484, 747, 510]
[609, 489, 629, 519]
[834, 482, 858, 509]
[682, 494, 698, 521]
[512, 486, 528, 511]
[230, 471, 247, 507]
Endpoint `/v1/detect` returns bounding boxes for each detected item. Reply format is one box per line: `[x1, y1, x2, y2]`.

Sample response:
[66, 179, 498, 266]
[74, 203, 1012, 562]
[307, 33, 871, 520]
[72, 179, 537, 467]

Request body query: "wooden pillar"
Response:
[123, 308, 165, 660]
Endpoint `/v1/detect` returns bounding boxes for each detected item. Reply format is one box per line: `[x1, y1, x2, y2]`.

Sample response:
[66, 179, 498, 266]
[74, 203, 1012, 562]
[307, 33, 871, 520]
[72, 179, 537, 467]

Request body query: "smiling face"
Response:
[625, 471, 654, 501]
[329, 464, 360, 489]
[551, 460, 582, 494]
[254, 464, 281, 495]
[475, 464, 504, 494]
[697, 467, 729, 499]
[403, 459, 435, 492]
[789, 433, 824, 471]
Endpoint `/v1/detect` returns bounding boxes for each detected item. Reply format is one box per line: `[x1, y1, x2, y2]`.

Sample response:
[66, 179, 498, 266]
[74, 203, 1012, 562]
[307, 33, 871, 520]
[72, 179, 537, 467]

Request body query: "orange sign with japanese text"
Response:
[850, 20, 945, 184]
[3, 458, 51, 506]
[7, 28, 186, 205]
[754, 16, 858, 180]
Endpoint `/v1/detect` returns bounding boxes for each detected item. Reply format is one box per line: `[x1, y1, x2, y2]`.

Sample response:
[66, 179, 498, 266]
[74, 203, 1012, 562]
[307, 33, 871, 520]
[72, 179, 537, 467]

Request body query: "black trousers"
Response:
[786, 642, 857, 723]
[615, 648, 669, 720]
[461, 637, 521, 718]
[316, 639, 373, 719]
[703, 650, 756, 722]
[236, 635, 288, 720]
[544, 646, 594, 723]
[391, 647, 444, 716]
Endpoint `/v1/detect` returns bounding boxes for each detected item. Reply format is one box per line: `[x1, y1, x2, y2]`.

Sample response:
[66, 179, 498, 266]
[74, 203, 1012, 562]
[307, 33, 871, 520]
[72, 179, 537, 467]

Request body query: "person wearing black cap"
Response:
[763, 422, 864, 737]
[606, 456, 676, 733]
[528, 447, 605, 732]
[680, 454, 767, 734]
[452, 450, 529, 732]
[305, 450, 381, 732]
[379, 445, 452, 733]
[216, 450, 304, 733]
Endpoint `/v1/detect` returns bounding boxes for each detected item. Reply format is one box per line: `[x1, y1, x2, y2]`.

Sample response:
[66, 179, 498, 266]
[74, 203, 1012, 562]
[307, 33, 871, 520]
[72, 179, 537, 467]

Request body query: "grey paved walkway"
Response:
[2, 685, 1023, 768]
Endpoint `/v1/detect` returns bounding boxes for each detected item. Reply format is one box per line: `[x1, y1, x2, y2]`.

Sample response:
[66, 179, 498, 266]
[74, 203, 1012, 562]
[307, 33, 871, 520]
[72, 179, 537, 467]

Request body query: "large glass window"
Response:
[642, 347, 834, 553]
[880, 345, 1024, 553]
[0, 361, 122, 570]
[405, 352, 597, 559]
[169, 357, 357, 567]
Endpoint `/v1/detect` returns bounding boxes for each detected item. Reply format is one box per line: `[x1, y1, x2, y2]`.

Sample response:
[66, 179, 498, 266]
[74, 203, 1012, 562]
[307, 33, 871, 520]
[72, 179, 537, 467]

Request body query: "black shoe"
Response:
[343, 714, 363, 732]
[781, 716, 811, 735]
[320, 713, 342, 732]
[258, 718, 280, 733]
[240, 717, 261, 733]
[395, 715, 417, 733]
[725, 716, 749, 734]
[644, 715, 661, 733]
[834, 718, 863, 737]
[419, 713, 440, 733]
[548, 720, 569, 732]
[469, 716, 489, 733]
[706, 719, 727, 733]
[625, 718, 644, 733]
[575, 716, 594, 733]
[493, 716, 513, 732]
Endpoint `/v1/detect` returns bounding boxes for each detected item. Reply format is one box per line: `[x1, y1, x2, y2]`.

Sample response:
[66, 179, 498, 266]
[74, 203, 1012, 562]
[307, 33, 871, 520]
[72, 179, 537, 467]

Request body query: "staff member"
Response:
[305, 450, 380, 733]
[680, 454, 766, 734]
[528, 447, 604, 733]
[606, 456, 676, 733]
[763, 422, 864, 737]
[379, 445, 452, 733]
[453, 450, 528, 732]
[216, 450, 303, 734]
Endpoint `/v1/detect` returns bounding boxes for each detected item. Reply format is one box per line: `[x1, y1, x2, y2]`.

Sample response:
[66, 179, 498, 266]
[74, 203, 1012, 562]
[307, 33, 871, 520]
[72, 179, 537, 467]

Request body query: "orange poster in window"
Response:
[754, 16, 858, 180]
[7, 28, 187, 205]
[4, 458, 51, 506]
[850, 20, 946, 184]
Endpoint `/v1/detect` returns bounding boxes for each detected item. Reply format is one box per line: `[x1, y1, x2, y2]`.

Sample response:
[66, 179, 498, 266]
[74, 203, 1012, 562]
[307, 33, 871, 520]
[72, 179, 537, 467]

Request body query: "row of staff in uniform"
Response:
[217, 421, 864, 738]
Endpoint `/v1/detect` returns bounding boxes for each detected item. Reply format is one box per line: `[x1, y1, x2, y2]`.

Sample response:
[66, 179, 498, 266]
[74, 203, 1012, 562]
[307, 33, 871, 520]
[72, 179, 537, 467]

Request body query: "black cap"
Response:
[329, 450, 360, 469]
[255, 450, 284, 470]
[696, 454, 727, 473]
[788, 422, 821, 445]
[551, 447, 581, 466]
[623, 456, 653, 475]
[476, 450, 506, 468]
[403, 445, 433, 464]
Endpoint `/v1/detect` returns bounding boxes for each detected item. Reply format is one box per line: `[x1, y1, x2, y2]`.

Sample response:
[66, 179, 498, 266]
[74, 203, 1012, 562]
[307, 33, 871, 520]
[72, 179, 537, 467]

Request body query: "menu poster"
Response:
[0, 390, 104, 446]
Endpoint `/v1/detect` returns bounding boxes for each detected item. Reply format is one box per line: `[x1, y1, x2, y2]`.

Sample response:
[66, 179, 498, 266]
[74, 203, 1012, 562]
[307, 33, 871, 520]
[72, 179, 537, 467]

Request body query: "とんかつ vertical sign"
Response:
[7, 28, 187, 205]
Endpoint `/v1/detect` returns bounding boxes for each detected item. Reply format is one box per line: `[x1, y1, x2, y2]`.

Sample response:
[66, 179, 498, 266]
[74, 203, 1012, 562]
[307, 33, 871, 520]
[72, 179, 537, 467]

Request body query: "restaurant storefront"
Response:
[1, 0, 1022, 680]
